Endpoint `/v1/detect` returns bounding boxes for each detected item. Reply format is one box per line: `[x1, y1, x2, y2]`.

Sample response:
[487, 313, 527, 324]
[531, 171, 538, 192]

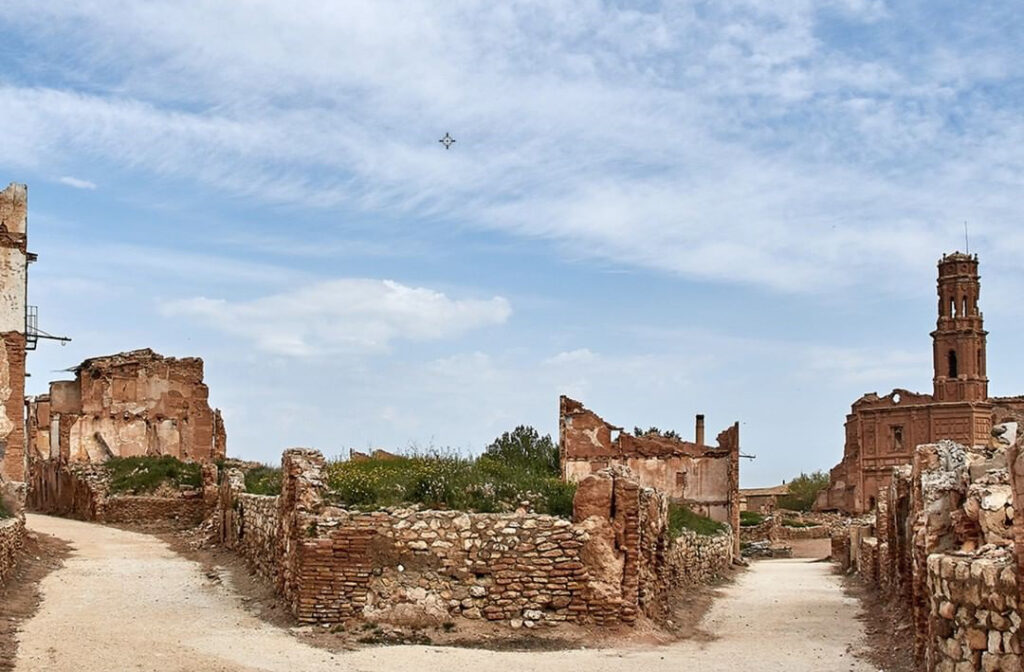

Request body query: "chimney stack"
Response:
[695, 414, 705, 446]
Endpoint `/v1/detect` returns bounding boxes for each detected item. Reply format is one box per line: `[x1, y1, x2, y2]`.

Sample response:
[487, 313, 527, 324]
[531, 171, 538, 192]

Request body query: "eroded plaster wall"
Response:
[0, 183, 27, 482]
[559, 396, 740, 552]
[28, 349, 226, 465]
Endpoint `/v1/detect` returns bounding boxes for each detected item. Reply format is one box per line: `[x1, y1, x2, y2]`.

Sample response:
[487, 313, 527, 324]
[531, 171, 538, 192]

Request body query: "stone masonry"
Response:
[219, 449, 734, 628]
[28, 457, 217, 528]
[840, 425, 1024, 671]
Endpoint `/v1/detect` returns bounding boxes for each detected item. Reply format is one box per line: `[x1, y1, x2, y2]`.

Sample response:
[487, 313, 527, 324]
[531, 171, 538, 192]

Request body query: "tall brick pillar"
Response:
[277, 448, 327, 612]
[0, 184, 28, 483]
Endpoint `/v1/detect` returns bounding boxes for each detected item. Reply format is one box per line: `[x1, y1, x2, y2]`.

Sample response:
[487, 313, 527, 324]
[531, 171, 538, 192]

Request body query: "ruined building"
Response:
[27, 349, 226, 464]
[0, 184, 30, 482]
[559, 396, 740, 553]
[819, 253, 1024, 514]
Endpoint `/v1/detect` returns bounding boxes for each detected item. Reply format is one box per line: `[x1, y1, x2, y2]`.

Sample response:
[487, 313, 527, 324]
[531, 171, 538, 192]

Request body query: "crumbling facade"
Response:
[820, 253, 1024, 514]
[559, 396, 741, 554]
[27, 349, 226, 464]
[0, 183, 28, 483]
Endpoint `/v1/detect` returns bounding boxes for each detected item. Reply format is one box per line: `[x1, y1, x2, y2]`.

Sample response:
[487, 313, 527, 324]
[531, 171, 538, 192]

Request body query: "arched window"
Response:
[948, 350, 958, 378]
[963, 296, 969, 317]
[950, 298, 957, 317]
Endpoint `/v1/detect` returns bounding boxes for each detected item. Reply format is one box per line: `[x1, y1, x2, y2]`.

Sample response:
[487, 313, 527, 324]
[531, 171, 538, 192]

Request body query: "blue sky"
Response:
[1, 2, 1021, 486]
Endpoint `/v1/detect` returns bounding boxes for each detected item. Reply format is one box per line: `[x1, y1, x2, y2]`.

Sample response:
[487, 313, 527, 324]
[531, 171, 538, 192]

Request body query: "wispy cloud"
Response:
[58, 176, 96, 190]
[0, 2, 1020, 294]
[161, 279, 512, 356]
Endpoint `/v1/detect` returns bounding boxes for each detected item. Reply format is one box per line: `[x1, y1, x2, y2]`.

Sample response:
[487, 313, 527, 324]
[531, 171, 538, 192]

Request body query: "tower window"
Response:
[963, 296, 969, 317]
[948, 350, 958, 378]
[892, 426, 904, 452]
[950, 298, 956, 318]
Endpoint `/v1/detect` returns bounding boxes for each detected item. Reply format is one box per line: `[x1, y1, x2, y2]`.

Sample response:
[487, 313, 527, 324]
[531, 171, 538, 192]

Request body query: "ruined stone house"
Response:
[27, 349, 226, 464]
[819, 252, 1024, 514]
[559, 396, 740, 553]
[739, 483, 790, 513]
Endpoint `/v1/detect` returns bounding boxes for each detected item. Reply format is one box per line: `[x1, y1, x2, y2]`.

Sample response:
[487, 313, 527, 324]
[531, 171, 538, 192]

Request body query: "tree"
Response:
[481, 425, 559, 476]
[633, 426, 682, 440]
[777, 471, 830, 511]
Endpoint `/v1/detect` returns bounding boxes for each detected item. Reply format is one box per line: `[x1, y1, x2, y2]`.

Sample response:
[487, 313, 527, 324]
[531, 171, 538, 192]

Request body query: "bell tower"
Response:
[932, 252, 988, 402]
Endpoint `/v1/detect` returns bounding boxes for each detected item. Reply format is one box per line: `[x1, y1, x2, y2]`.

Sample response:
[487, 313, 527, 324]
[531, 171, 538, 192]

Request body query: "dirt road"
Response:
[13, 514, 875, 671]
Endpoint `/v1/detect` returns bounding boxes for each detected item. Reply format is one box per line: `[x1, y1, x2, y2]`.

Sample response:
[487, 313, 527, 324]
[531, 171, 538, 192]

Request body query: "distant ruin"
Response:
[819, 253, 1024, 514]
[559, 396, 740, 554]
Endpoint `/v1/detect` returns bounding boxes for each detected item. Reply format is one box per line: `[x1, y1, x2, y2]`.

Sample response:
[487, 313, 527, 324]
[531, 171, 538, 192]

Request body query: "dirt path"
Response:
[14, 514, 876, 671]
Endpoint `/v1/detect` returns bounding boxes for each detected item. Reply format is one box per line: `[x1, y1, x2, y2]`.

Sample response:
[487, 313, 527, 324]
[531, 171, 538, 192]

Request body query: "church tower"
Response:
[932, 252, 988, 402]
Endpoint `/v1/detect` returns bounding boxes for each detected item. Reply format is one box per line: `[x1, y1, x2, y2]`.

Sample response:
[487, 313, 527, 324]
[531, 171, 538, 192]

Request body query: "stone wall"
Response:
[218, 469, 281, 584]
[0, 516, 24, 585]
[844, 425, 1024, 671]
[217, 449, 734, 628]
[666, 528, 733, 586]
[926, 552, 1021, 671]
[28, 458, 215, 527]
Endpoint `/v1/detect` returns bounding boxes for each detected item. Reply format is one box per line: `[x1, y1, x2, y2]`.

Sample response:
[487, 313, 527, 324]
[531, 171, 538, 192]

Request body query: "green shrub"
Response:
[0, 499, 10, 519]
[740, 510, 765, 527]
[106, 455, 202, 494]
[244, 465, 282, 495]
[668, 502, 726, 537]
[324, 427, 576, 517]
[777, 471, 830, 512]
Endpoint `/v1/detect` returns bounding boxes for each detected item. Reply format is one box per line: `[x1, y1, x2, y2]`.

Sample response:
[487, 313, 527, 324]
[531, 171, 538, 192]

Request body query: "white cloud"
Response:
[0, 2, 1020, 294]
[161, 279, 511, 356]
[58, 176, 96, 190]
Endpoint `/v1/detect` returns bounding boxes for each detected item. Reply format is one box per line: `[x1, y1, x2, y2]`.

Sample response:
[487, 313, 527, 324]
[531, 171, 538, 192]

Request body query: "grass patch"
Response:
[668, 502, 726, 537]
[244, 465, 283, 495]
[325, 426, 575, 517]
[781, 518, 819, 528]
[106, 455, 202, 494]
[0, 499, 10, 519]
[325, 453, 575, 517]
[740, 510, 766, 527]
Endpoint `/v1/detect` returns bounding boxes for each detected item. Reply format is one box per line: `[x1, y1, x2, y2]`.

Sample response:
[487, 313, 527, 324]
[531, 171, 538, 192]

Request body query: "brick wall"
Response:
[217, 449, 734, 628]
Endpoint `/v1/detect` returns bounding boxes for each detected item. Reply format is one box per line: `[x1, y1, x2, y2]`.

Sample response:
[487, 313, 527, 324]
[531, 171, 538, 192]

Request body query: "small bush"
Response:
[740, 510, 765, 527]
[668, 503, 726, 537]
[106, 455, 202, 494]
[244, 465, 282, 495]
[324, 427, 576, 517]
[0, 499, 10, 519]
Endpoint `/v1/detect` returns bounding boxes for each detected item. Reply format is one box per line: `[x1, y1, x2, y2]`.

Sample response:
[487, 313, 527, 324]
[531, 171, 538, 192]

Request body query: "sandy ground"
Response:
[13, 514, 877, 672]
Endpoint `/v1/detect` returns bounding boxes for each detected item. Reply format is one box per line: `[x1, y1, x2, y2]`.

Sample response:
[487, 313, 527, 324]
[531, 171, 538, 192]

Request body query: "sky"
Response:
[0, 1, 1021, 486]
